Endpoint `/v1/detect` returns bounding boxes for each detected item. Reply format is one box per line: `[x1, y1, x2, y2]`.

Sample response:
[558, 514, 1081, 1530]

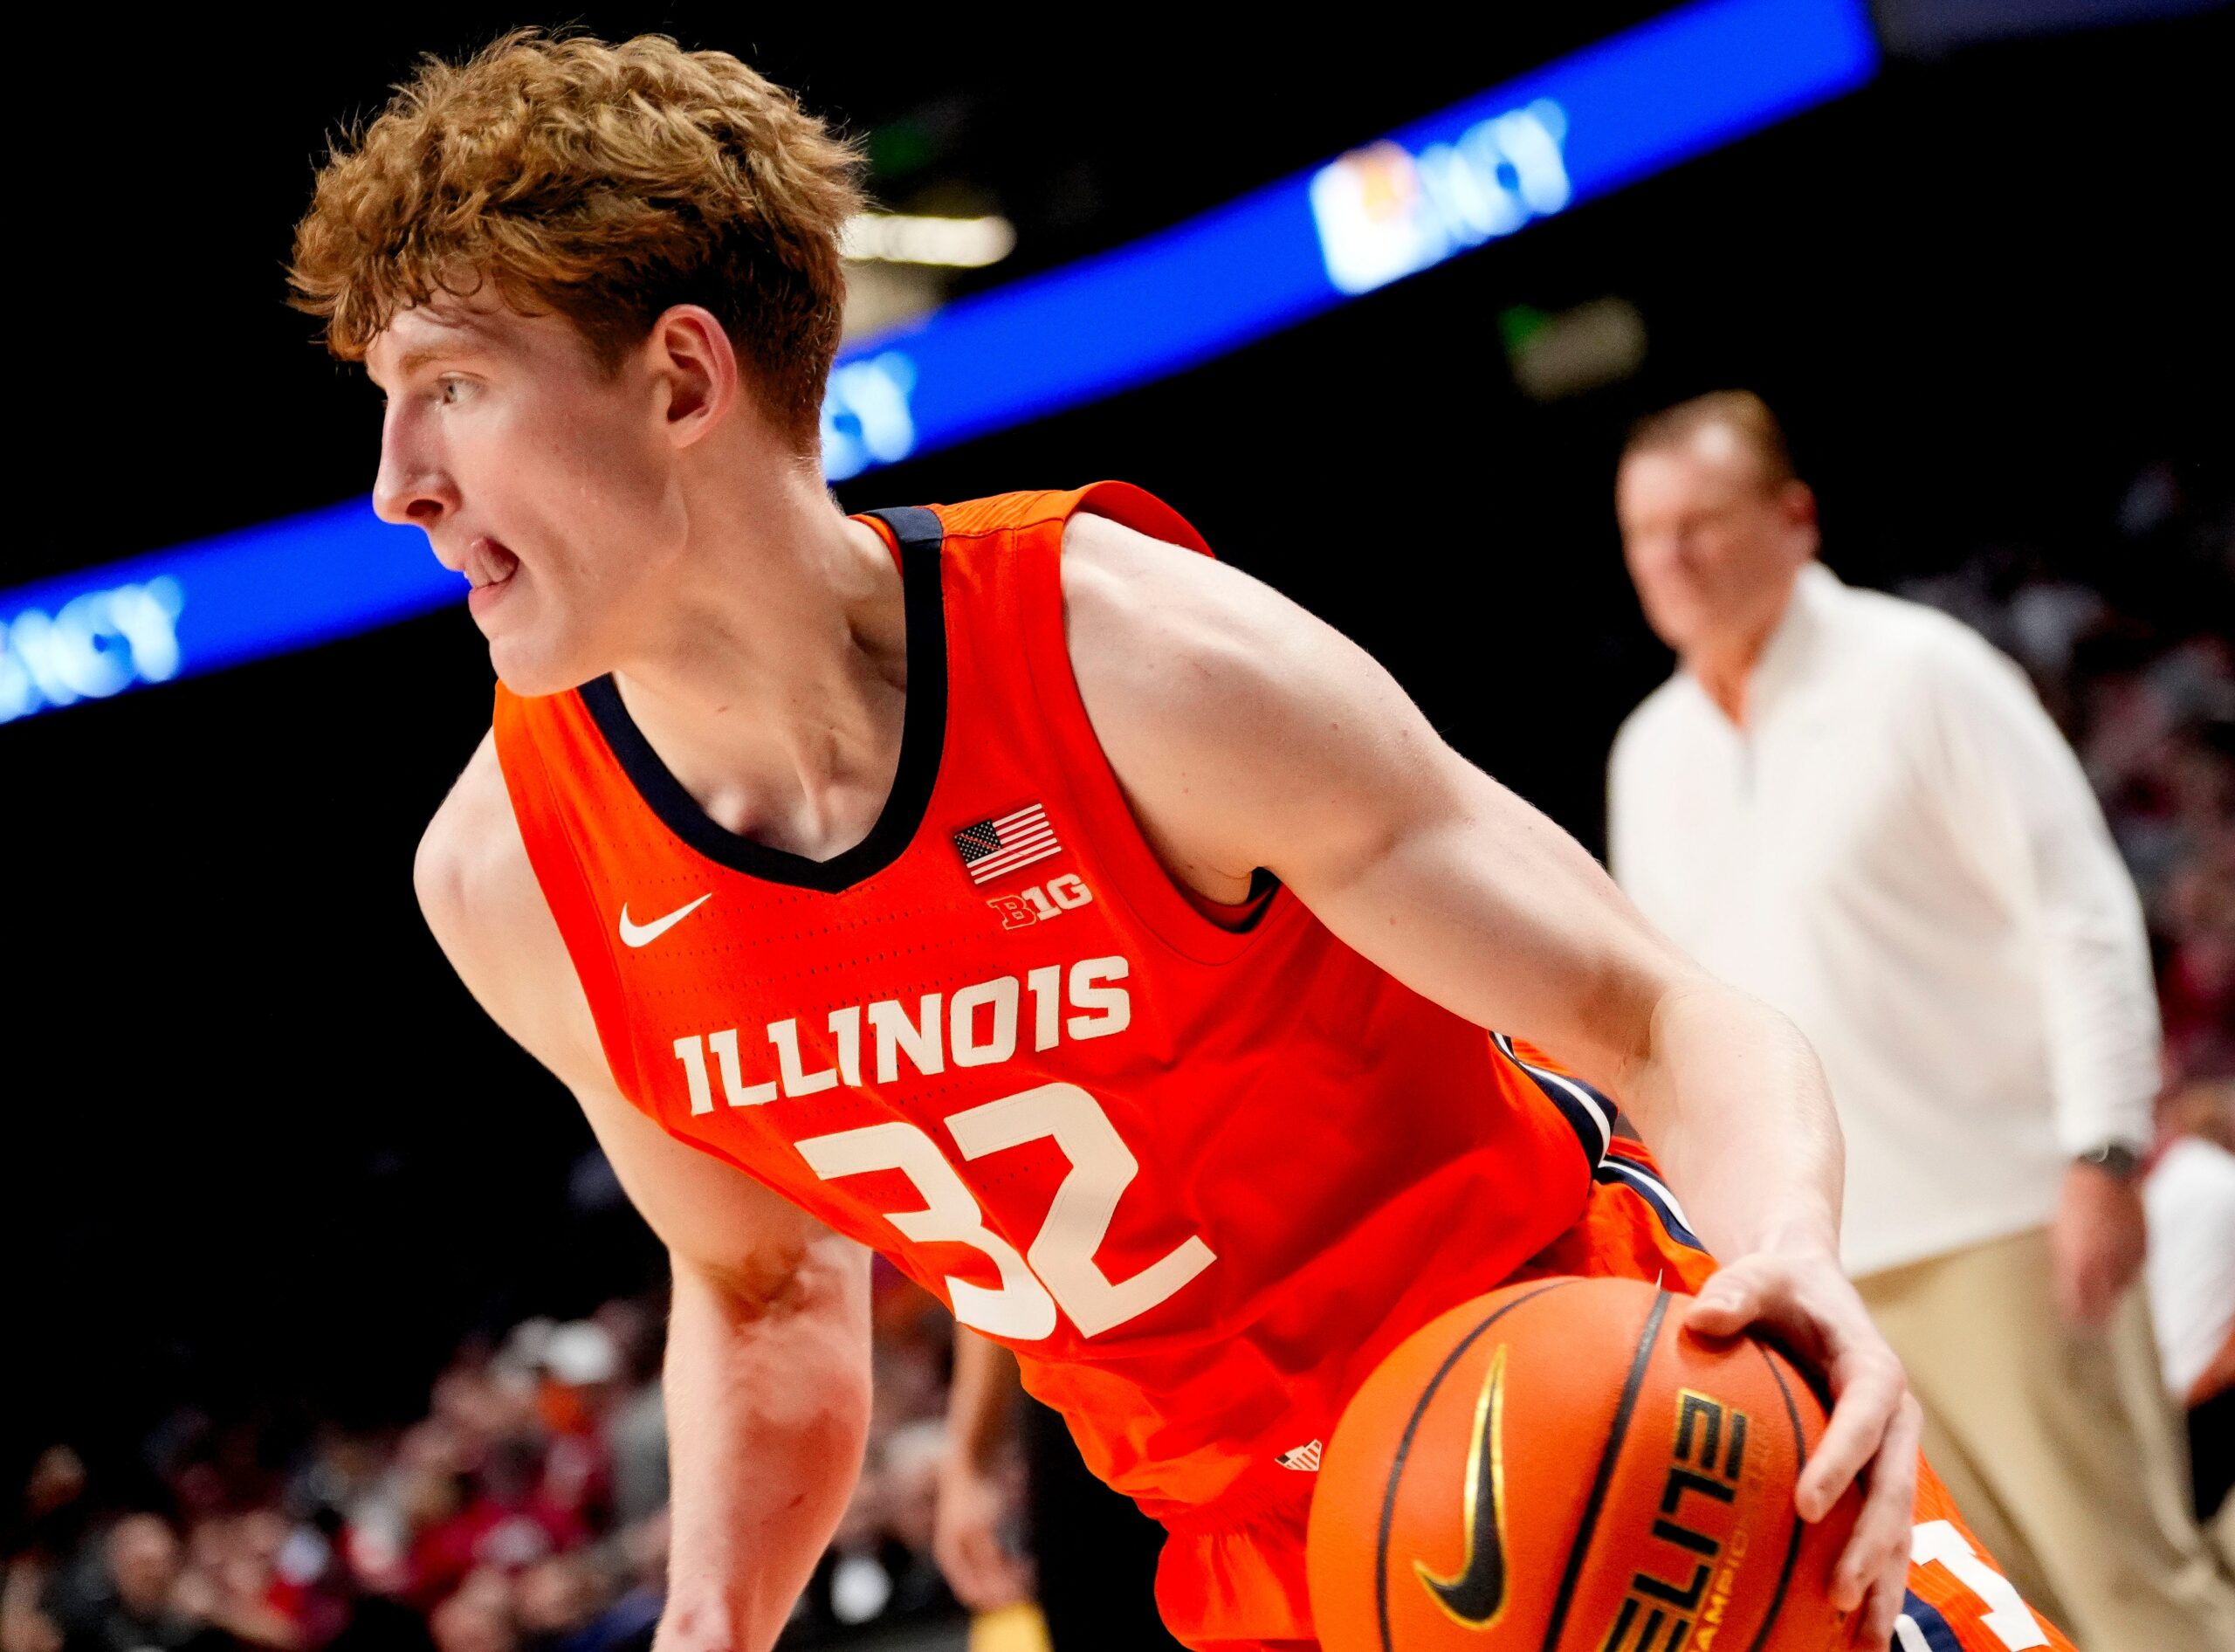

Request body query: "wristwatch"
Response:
[2075, 1140, 2144, 1180]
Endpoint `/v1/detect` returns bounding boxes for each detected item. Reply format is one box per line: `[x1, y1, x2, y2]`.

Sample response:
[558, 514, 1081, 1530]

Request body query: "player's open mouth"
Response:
[465, 537, 520, 615]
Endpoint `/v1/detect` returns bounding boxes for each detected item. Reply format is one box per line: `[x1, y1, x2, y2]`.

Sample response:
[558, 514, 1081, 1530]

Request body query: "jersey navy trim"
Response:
[1895, 1593, 1964, 1652]
[576, 506, 948, 894]
[1593, 1156, 1706, 1253]
[1490, 1031, 1614, 1171]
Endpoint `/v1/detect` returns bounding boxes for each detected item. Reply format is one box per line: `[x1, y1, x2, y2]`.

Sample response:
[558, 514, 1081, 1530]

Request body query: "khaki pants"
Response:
[1859, 1227, 2235, 1652]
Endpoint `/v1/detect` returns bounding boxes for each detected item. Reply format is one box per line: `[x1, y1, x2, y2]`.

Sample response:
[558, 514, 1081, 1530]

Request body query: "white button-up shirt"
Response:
[1608, 564, 2160, 1277]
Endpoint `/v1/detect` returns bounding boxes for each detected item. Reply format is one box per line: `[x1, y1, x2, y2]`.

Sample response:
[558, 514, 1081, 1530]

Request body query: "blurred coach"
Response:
[1604, 391, 2235, 1649]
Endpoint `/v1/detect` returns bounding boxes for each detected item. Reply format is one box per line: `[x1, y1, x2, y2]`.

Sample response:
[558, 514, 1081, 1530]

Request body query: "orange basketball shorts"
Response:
[1151, 1150, 2075, 1652]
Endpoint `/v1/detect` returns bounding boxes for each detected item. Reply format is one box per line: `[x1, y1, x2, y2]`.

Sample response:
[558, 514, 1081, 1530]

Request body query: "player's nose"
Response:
[372, 427, 461, 532]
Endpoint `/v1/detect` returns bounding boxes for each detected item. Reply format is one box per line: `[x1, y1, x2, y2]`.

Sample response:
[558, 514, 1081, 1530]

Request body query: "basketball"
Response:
[1306, 1277, 1860, 1652]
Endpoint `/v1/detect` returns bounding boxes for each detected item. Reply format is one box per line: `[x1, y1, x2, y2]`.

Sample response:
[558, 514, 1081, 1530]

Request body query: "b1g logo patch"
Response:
[989, 874, 1094, 929]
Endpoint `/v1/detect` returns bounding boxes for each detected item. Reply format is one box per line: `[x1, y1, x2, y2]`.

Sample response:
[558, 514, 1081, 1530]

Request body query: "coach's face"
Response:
[1615, 423, 1818, 663]
[368, 295, 689, 696]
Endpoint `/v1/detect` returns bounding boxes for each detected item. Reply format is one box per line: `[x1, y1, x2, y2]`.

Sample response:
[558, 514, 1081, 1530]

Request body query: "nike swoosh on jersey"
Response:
[618, 893, 712, 948]
[1414, 1341, 1510, 1628]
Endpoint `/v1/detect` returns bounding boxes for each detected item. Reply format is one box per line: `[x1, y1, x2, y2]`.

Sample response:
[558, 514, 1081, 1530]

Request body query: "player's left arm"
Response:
[1062, 513, 1920, 1642]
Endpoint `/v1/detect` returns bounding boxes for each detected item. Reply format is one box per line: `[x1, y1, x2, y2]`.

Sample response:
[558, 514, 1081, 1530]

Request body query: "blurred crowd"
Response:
[1902, 456, 2232, 1096]
[2, 1263, 964, 1652]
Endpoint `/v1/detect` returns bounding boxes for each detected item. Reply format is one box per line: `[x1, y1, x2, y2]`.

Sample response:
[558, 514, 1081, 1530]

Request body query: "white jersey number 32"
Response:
[795, 1082, 1216, 1339]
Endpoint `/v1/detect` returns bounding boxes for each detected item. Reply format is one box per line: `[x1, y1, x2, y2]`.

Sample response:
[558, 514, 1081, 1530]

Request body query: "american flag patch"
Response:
[952, 803, 1062, 885]
[1274, 1440, 1324, 1472]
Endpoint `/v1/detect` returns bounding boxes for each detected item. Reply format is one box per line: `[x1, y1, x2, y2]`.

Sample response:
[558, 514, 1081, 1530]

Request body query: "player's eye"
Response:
[436, 376, 471, 406]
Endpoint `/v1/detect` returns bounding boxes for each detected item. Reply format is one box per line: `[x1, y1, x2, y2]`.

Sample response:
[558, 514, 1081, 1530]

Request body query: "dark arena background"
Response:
[6, 4, 2230, 1652]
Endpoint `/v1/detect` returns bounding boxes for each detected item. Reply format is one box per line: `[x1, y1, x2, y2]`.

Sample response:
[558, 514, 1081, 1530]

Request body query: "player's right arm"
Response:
[414, 732, 873, 1652]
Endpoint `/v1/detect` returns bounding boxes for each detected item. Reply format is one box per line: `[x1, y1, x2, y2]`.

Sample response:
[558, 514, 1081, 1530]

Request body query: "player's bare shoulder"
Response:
[1059, 510, 1285, 672]
[1056, 510, 1335, 750]
[414, 731, 605, 1091]
[412, 730, 529, 962]
[1057, 513, 1289, 898]
[1056, 508, 1434, 899]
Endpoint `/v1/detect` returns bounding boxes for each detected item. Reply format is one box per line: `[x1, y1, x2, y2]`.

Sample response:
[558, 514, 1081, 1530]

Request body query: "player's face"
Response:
[368, 298, 688, 695]
[1615, 427, 1816, 660]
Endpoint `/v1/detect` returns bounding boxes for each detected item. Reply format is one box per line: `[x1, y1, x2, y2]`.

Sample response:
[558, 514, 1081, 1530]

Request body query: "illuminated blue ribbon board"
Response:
[2, 0, 1875, 722]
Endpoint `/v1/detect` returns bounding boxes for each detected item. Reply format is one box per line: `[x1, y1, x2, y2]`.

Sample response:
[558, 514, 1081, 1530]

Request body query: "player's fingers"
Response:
[973, 1537, 1026, 1607]
[1862, 1545, 1910, 1646]
[948, 1561, 994, 1611]
[971, 1543, 1030, 1611]
[932, 1511, 964, 1563]
[995, 1552, 1034, 1608]
[935, 1548, 977, 1607]
[938, 1524, 999, 1607]
[1685, 1257, 1840, 1372]
[1830, 1497, 1895, 1615]
[963, 1552, 1017, 1609]
[1682, 1256, 1780, 1337]
[1796, 1345, 1903, 1522]
[1831, 1393, 1920, 1628]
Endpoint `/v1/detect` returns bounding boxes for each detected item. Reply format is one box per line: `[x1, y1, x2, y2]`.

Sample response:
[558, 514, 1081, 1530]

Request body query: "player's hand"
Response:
[932, 1458, 1033, 1612]
[1684, 1245, 1921, 1648]
[2050, 1159, 2147, 1328]
[650, 1593, 741, 1652]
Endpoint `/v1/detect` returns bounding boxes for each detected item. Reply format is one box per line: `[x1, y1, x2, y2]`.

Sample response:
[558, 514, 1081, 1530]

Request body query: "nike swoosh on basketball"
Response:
[618, 893, 712, 947]
[1414, 1342, 1509, 1628]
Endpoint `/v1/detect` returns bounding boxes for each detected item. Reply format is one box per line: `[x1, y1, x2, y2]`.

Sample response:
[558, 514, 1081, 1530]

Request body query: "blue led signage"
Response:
[3, 0, 1877, 722]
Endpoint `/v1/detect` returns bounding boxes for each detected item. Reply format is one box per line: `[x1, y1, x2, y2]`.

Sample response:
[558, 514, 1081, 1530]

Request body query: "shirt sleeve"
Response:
[1606, 716, 1640, 890]
[1912, 630, 2160, 1153]
[1606, 703, 1663, 902]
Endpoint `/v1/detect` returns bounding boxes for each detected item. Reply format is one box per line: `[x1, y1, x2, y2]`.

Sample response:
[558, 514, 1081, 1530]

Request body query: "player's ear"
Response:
[646, 305, 738, 447]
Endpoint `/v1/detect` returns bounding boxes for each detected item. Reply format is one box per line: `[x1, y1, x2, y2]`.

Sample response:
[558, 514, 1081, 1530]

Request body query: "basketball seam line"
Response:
[1372, 1280, 1578, 1652]
[1540, 1287, 1674, 1652]
[1743, 1344, 1812, 1652]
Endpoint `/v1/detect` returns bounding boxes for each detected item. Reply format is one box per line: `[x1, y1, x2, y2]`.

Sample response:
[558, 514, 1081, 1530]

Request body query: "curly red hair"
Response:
[289, 30, 863, 443]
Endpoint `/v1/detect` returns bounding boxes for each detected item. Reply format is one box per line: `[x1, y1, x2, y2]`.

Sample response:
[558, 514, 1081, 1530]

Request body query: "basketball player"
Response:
[291, 31, 2064, 1652]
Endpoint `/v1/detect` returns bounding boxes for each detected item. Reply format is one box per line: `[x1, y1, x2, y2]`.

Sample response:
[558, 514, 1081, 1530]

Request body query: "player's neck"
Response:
[605, 462, 912, 862]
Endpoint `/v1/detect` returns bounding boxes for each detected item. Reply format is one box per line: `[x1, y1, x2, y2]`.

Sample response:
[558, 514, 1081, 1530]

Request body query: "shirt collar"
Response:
[1684, 561, 1840, 729]
[1751, 561, 1840, 714]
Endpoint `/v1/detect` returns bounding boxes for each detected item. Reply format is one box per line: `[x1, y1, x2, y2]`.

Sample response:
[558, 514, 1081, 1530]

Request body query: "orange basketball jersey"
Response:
[492, 484, 1614, 1517]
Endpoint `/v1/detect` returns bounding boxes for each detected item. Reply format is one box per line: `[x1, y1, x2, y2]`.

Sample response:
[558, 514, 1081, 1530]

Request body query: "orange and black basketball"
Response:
[1306, 1277, 1860, 1651]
